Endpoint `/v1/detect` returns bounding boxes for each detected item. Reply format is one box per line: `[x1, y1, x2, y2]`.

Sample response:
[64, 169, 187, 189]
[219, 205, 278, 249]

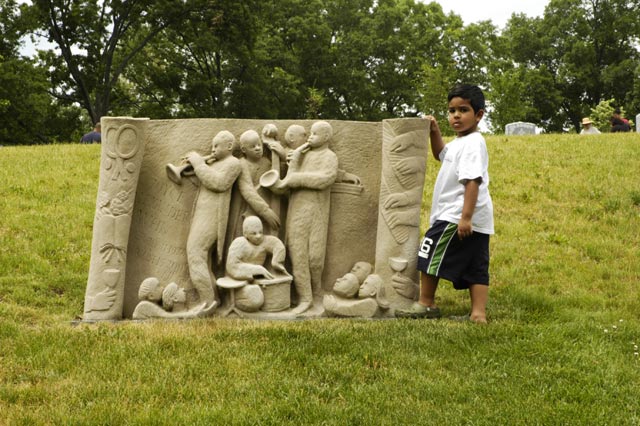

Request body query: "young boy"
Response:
[396, 84, 494, 323]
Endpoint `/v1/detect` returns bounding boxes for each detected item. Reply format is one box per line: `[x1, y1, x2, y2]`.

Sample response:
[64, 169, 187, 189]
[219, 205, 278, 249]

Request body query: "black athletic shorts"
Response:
[417, 220, 490, 290]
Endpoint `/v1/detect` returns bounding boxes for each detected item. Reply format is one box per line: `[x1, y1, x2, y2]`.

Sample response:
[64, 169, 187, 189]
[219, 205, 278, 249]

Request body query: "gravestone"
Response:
[636, 114, 640, 132]
[82, 117, 430, 320]
[505, 122, 537, 135]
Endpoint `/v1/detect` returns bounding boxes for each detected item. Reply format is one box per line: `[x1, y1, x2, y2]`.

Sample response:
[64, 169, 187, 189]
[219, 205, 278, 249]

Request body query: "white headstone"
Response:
[636, 114, 640, 132]
[505, 122, 537, 135]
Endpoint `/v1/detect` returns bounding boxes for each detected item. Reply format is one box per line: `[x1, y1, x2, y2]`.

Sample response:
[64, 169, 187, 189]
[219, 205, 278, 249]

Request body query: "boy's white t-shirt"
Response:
[430, 131, 494, 235]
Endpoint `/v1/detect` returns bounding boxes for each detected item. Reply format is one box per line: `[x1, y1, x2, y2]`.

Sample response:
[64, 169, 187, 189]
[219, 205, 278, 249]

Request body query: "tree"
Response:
[0, 0, 80, 145]
[26, 0, 203, 125]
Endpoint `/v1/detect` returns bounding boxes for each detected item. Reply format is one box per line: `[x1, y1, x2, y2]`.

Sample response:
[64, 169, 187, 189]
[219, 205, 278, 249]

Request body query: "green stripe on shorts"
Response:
[427, 222, 458, 276]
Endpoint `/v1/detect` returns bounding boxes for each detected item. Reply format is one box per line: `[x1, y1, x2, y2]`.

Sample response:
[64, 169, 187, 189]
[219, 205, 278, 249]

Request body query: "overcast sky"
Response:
[430, 0, 549, 28]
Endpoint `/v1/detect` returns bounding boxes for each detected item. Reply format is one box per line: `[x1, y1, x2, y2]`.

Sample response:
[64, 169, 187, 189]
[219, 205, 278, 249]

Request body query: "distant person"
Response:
[80, 123, 101, 143]
[395, 84, 494, 324]
[613, 108, 630, 126]
[580, 117, 600, 134]
[611, 116, 631, 133]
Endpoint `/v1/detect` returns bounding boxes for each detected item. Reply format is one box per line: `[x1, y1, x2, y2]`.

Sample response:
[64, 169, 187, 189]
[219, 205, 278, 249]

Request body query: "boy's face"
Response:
[241, 137, 263, 160]
[448, 97, 484, 137]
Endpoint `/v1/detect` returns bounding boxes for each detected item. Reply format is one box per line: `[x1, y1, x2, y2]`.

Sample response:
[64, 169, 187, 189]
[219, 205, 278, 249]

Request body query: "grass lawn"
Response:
[1, 133, 639, 425]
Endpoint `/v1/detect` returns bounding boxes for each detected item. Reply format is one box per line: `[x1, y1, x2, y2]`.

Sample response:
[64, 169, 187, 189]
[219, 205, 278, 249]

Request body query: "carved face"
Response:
[174, 287, 187, 304]
[285, 125, 307, 149]
[243, 217, 264, 245]
[241, 136, 263, 161]
[138, 277, 163, 302]
[358, 276, 377, 298]
[448, 97, 483, 137]
[350, 262, 372, 283]
[333, 273, 359, 298]
[307, 122, 330, 148]
[211, 132, 233, 160]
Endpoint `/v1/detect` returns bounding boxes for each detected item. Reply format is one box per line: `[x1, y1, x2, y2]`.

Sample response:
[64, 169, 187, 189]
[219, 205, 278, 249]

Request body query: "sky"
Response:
[431, 0, 549, 28]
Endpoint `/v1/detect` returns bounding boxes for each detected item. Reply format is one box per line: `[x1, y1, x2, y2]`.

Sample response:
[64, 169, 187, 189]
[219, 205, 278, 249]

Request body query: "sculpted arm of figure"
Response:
[226, 239, 274, 281]
[237, 164, 280, 230]
[192, 159, 240, 192]
[268, 142, 287, 161]
[424, 115, 445, 160]
[458, 178, 480, 239]
[283, 153, 339, 190]
[265, 236, 287, 273]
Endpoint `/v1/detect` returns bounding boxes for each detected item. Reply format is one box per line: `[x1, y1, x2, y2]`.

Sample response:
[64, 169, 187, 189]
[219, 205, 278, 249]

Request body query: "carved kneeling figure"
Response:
[221, 216, 291, 314]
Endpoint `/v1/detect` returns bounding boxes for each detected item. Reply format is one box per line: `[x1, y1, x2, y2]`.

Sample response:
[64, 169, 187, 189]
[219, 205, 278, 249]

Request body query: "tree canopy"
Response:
[2, 0, 640, 144]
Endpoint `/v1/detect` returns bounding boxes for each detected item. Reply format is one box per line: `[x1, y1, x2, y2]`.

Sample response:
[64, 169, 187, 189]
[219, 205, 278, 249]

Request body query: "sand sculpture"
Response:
[82, 117, 429, 320]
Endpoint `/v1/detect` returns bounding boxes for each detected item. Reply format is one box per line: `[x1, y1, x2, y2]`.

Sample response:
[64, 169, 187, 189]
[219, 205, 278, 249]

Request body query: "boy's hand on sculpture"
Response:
[424, 115, 440, 135]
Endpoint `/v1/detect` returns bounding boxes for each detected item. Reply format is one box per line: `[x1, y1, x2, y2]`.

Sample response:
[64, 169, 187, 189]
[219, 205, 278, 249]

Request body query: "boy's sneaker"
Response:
[395, 302, 441, 319]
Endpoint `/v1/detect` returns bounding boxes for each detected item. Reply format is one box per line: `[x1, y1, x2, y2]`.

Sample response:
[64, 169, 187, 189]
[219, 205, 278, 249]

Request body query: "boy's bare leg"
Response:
[419, 273, 439, 308]
[469, 284, 488, 323]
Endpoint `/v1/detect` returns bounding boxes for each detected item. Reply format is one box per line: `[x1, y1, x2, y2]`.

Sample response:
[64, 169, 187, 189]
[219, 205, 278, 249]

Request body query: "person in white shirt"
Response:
[396, 84, 494, 323]
[580, 117, 601, 134]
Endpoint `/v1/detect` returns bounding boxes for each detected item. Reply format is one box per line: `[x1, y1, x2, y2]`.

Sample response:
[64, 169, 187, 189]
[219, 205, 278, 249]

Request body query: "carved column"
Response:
[374, 118, 430, 310]
[83, 117, 148, 320]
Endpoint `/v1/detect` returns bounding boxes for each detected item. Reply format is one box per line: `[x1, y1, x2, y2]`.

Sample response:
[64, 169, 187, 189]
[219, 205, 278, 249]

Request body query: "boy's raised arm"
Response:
[424, 115, 445, 160]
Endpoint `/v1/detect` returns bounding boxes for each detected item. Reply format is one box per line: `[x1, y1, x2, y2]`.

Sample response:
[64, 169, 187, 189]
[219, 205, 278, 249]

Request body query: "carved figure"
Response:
[266, 124, 307, 169]
[227, 130, 277, 239]
[323, 273, 390, 318]
[223, 216, 290, 313]
[132, 279, 216, 320]
[264, 121, 338, 314]
[226, 216, 287, 281]
[185, 131, 242, 308]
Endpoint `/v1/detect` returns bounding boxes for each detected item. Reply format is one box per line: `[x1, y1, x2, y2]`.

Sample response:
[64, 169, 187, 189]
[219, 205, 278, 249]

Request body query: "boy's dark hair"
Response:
[448, 84, 485, 114]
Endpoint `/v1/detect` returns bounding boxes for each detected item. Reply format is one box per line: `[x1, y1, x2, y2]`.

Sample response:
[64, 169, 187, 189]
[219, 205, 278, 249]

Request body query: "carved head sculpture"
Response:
[211, 130, 235, 161]
[162, 282, 187, 311]
[333, 272, 360, 298]
[350, 261, 373, 284]
[240, 130, 264, 161]
[358, 274, 390, 309]
[284, 124, 307, 150]
[243, 216, 264, 246]
[138, 277, 164, 303]
[307, 121, 333, 149]
[262, 123, 279, 142]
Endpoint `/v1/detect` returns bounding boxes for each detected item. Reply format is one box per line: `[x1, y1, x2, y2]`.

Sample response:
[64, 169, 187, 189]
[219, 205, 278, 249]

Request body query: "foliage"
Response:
[1, 135, 640, 423]
[4, 0, 640, 142]
[590, 98, 616, 131]
[0, 0, 81, 145]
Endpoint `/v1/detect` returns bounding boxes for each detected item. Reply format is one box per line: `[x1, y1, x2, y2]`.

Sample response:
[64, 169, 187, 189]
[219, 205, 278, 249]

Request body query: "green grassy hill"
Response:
[1, 134, 639, 425]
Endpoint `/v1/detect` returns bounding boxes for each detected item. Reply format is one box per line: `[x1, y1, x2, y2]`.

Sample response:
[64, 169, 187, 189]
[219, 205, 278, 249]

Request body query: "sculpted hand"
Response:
[186, 152, 205, 168]
[261, 209, 281, 230]
[384, 192, 411, 209]
[272, 262, 287, 274]
[391, 274, 418, 299]
[395, 157, 424, 176]
[254, 266, 274, 280]
[88, 288, 117, 311]
[268, 142, 286, 159]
